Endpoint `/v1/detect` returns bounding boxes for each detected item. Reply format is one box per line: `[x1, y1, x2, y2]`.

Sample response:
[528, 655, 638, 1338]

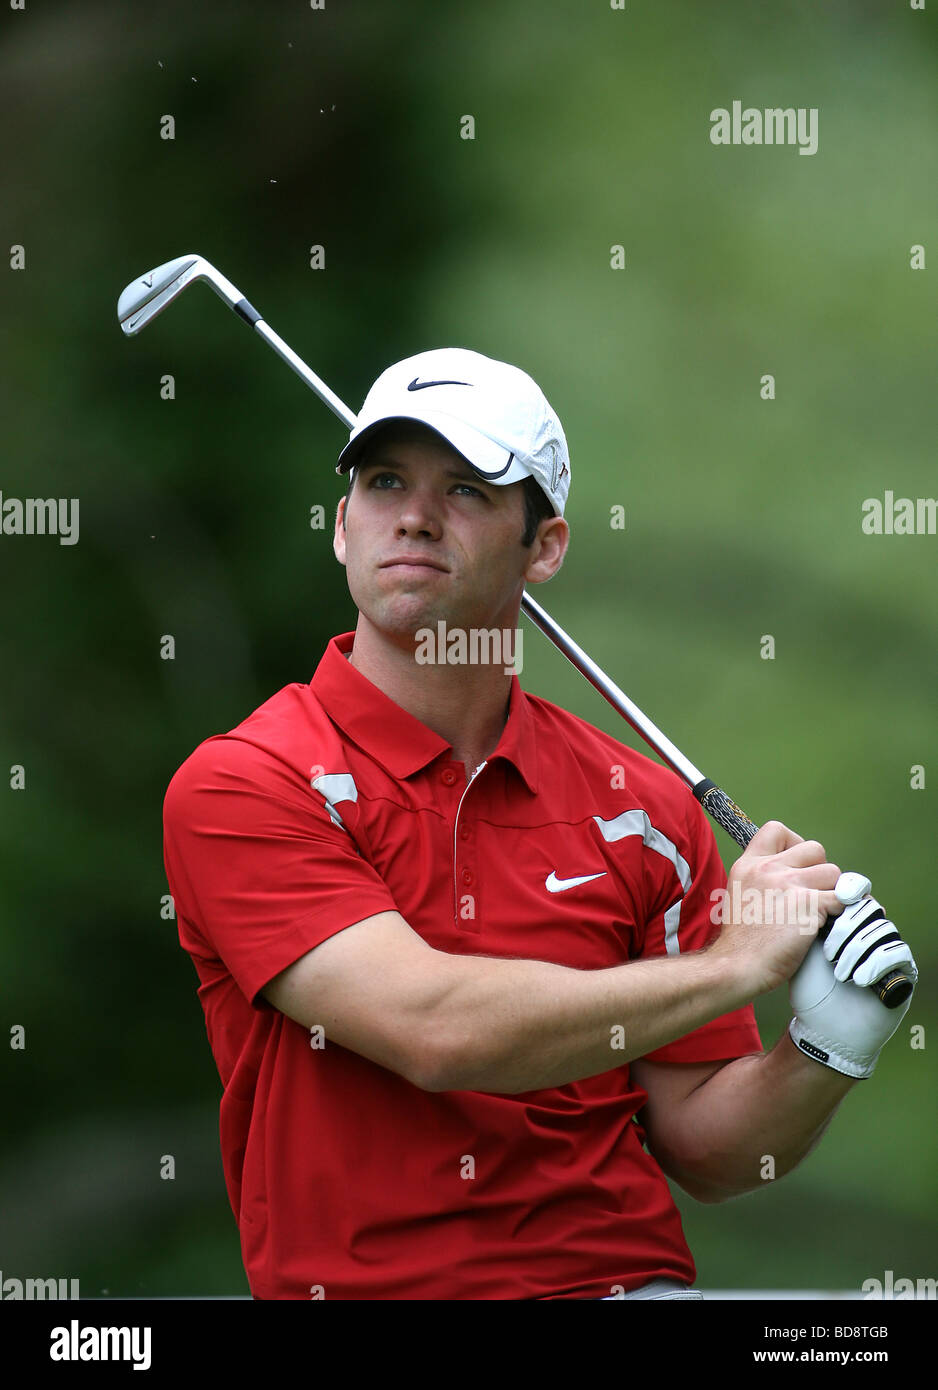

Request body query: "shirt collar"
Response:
[310, 632, 539, 795]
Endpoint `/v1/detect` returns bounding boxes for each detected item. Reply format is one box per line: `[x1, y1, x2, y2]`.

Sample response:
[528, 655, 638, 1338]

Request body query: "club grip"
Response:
[694, 781, 760, 850]
[692, 779, 912, 1009]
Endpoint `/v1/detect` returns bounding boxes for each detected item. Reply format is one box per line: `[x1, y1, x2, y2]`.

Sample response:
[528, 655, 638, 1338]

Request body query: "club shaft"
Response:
[518, 592, 706, 786]
[254, 321, 357, 430]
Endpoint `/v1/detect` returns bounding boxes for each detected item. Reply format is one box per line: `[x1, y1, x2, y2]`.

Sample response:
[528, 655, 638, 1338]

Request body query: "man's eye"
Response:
[367, 474, 484, 497]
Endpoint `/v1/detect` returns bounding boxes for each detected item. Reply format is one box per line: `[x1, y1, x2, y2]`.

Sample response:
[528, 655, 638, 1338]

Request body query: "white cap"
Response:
[335, 347, 570, 516]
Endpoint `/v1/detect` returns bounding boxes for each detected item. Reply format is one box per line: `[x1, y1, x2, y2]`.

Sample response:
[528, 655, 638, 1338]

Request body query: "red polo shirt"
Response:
[163, 630, 762, 1300]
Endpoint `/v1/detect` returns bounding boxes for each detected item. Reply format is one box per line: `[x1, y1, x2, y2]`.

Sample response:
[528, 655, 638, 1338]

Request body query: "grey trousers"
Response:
[599, 1278, 703, 1300]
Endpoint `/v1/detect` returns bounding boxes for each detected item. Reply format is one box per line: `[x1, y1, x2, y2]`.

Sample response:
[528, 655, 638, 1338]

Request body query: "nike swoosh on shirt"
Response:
[545, 871, 607, 893]
[407, 378, 471, 391]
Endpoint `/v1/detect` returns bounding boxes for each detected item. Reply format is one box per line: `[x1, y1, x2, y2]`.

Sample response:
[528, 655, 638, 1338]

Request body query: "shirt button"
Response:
[459, 827, 470, 841]
[461, 869, 473, 886]
[441, 769, 458, 786]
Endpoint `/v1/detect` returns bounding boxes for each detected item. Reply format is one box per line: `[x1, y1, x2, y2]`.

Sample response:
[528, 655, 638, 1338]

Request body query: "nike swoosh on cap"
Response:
[545, 871, 607, 893]
[407, 378, 472, 391]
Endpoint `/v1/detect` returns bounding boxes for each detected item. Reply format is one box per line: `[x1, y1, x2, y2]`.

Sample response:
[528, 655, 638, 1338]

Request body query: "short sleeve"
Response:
[637, 787, 763, 1063]
[162, 735, 398, 1007]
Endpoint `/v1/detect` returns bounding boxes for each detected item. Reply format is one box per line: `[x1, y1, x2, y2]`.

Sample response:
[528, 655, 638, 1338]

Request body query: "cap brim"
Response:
[335, 412, 531, 486]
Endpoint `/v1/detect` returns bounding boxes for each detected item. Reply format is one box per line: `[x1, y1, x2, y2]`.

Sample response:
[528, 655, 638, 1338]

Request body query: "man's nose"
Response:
[395, 489, 443, 538]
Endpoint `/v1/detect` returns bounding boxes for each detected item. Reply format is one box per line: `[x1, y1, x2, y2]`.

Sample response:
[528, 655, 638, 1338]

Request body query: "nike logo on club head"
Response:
[407, 378, 471, 391]
[545, 871, 607, 893]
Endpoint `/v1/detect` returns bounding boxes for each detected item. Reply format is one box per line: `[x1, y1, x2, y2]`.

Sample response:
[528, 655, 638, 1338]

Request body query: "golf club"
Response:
[117, 254, 913, 1008]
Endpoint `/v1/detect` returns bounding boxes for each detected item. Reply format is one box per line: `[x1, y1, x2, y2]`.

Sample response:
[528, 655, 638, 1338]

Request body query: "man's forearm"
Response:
[653, 1031, 857, 1202]
[428, 945, 751, 1093]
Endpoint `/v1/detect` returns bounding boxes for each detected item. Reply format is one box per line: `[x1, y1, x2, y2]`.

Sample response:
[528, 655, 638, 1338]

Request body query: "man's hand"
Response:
[789, 882, 918, 1079]
[821, 880, 916, 987]
[707, 820, 842, 998]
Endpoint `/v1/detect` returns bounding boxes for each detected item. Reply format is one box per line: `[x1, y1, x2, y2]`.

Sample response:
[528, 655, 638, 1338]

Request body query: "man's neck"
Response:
[347, 618, 514, 781]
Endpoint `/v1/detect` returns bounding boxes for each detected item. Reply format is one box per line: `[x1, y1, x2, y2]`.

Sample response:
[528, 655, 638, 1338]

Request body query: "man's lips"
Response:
[379, 557, 449, 572]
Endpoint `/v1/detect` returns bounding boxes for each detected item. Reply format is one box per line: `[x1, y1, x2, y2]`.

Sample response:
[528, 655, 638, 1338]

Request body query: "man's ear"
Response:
[523, 516, 569, 585]
[333, 495, 347, 566]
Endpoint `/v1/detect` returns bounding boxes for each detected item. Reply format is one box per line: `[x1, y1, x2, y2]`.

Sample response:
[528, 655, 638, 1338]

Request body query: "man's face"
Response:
[333, 424, 535, 645]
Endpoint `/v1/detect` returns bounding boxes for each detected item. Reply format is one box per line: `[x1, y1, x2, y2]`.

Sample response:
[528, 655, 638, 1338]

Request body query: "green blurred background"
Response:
[1, 0, 935, 1297]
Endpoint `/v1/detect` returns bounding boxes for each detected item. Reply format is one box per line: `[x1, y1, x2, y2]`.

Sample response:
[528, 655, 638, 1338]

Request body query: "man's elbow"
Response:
[679, 1177, 747, 1205]
[658, 1151, 770, 1205]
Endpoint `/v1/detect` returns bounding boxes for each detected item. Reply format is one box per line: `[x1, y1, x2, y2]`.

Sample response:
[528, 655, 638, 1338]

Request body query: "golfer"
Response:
[162, 348, 916, 1300]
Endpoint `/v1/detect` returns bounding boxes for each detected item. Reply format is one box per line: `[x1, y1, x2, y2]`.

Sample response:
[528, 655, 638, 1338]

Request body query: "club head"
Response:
[117, 252, 250, 336]
[117, 255, 210, 335]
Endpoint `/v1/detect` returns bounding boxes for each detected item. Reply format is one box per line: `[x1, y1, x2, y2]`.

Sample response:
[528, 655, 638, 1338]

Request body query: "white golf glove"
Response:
[788, 874, 918, 1079]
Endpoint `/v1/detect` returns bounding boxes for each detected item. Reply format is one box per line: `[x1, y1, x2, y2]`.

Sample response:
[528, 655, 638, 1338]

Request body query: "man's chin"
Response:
[353, 588, 518, 647]
[360, 601, 450, 646]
